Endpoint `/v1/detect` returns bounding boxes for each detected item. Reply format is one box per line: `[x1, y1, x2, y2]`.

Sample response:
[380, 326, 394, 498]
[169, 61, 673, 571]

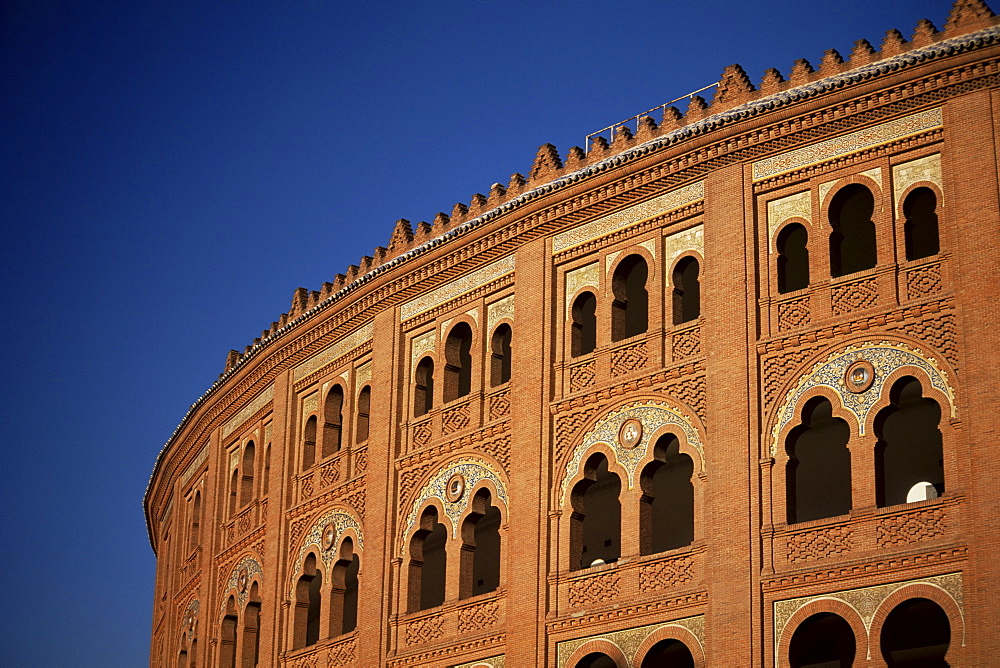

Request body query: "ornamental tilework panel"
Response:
[770, 341, 956, 456]
[487, 294, 514, 333]
[220, 556, 262, 613]
[289, 507, 364, 593]
[356, 360, 372, 388]
[565, 263, 600, 311]
[293, 322, 374, 381]
[893, 153, 942, 205]
[552, 181, 704, 253]
[767, 192, 811, 251]
[400, 255, 515, 320]
[560, 402, 704, 504]
[411, 329, 437, 367]
[452, 655, 505, 668]
[400, 458, 508, 555]
[223, 386, 273, 437]
[752, 108, 942, 181]
[773, 572, 962, 655]
[664, 225, 704, 267]
[555, 615, 704, 668]
[181, 599, 199, 640]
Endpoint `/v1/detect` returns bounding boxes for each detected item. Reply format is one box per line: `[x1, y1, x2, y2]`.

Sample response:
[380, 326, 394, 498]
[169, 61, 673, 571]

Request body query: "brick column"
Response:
[261, 368, 291, 666]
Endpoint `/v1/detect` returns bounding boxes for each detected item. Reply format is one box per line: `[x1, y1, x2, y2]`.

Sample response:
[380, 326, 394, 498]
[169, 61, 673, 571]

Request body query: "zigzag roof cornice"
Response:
[144, 23, 1000, 540]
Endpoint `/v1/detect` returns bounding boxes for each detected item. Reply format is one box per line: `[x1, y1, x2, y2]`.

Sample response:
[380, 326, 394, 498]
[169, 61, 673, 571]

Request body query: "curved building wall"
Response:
[146, 5, 1000, 666]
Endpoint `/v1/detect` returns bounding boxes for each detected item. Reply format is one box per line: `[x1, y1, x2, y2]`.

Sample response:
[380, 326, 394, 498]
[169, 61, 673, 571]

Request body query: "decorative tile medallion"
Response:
[290, 507, 364, 593]
[773, 572, 962, 656]
[771, 341, 956, 455]
[400, 458, 508, 554]
[752, 108, 942, 181]
[893, 153, 942, 205]
[223, 385, 274, 437]
[561, 402, 704, 504]
[293, 322, 374, 381]
[767, 192, 811, 251]
[401, 255, 515, 321]
[221, 556, 262, 613]
[552, 181, 704, 254]
[555, 615, 704, 668]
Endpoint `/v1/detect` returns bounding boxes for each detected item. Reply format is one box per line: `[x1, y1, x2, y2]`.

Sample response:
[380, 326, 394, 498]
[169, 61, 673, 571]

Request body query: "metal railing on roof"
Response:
[585, 82, 718, 153]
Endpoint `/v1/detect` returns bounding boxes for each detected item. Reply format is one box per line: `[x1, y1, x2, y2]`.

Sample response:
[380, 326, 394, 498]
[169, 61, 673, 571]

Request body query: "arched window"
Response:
[293, 554, 322, 649]
[576, 654, 617, 668]
[322, 385, 344, 457]
[329, 537, 360, 636]
[242, 582, 261, 667]
[414, 357, 435, 417]
[444, 323, 473, 402]
[640, 434, 694, 555]
[777, 223, 810, 293]
[239, 441, 255, 507]
[611, 255, 649, 341]
[903, 187, 940, 261]
[640, 639, 695, 668]
[571, 292, 597, 357]
[672, 257, 701, 325]
[228, 468, 239, 518]
[177, 649, 187, 668]
[220, 596, 238, 668]
[880, 597, 951, 665]
[571, 453, 622, 570]
[355, 386, 371, 443]
[786, 397, 851, 524]
[189, 492, 201, 551]
[788, 612, 856, 667]
[302, 416, 317, 470]
[829, 184, 877, 277]
[262, 445, 271, 496]
[408, 507, 448, 612]
[874, 377, 944, 507]
[460, 488, 502, 599]
[490, 324, 512, 386]
[188, 638, 197, 668]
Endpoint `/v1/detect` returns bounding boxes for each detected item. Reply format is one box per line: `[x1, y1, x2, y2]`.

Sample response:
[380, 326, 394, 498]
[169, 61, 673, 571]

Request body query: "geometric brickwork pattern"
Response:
[832, 276, 879, 314]
[786, 525, 853, 563]
[561, 401, 704, 504]
[773, 571, 962, 657]
[771, 341, 956, 455]
[219, 555, 262, 614]
[400, 457, 508, 555]
[289, 507, 364, 594]
[555, 615, 705, 668]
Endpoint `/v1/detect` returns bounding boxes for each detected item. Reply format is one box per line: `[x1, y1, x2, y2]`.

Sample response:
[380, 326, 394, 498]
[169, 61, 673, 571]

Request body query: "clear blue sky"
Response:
[0, 1, 952, 665]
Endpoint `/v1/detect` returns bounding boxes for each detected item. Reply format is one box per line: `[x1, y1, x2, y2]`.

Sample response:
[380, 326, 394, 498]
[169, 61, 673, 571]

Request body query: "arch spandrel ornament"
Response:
[290, 506, 364, 588]
[400, 457, 508, 555]
[560, 401, 704, 505]
[181, 599, 199, 640]
[555, 615, 705, 668]
[220, 555, 262, 614]
[770, 341, 956, 457]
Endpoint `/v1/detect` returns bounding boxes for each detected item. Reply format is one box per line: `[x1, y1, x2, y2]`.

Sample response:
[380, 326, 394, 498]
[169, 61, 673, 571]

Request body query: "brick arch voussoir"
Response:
[562, 441, 628, 511]
[633, 624, 706, 667]
[609, 246, 656, 286]
[771, 216, 813, 254]
[667, 249, 705, 277]
[820, 174, 886, 229]
[563, 638, 630, 668]
[776, 597, 869, 668]
[896, 180, 944, 221]
[868, 582, 965, 666]
[774, 384, 859, 463]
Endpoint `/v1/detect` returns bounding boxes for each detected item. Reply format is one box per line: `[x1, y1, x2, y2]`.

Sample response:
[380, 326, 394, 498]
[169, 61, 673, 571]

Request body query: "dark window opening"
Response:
[330, 538, 360, 636]
[220, 597, 238, 668]
[293, 554, 322, 649]
[640, 434, 695, 555]
[409, 507, 448, 612]
[228, 468, 239, 518]
[829, 184, 877, 277]
[444, 323, 474, 402]
[322, 385, 344, 457]
[189, 492, 201, 551]
[875, 377, 944, 507]
[571, 454, 622, 570]
[786, 397, 852, 524]
[778, 223, 810, 293]
[880, 597, 951, 666]
[571, 292, 597, 357]
[242, 583, 261, 667]
[576, 653, 617, 668]
[460, 489, 502, 599]
[903, 187, 940, 261]
[640, 639, 696, 668]
[302, 416, 317, 470]
[490, 324, 512, 386]
[672, 257, 701, 325]
[414, 357, 435, 417]
[355, 386, 371, 443]
[789, 612, 856, 667]
[262, 444, 271, 496]
[611, 255, 649, 341]
[239, 441, 255, 508]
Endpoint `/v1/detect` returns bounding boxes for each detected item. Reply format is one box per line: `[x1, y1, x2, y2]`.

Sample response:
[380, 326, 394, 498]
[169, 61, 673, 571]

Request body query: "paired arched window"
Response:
[293, 554, 322, 649]
[242, 583, 261, 667]
[829, 184, 877, 277]
[788, 612, 856, 667]
[777, 223, 810, 293]
[611, 255, 649, 341]
[322, 385, 344, 457]
[570, 453, 622, 570]
[228, 468, 239, 518]
[302, 416, 318, 470]
[355, 386, 371, 443]
[640, 434, 694, 555]
[490, 324, 512, 386]
[329, 538, 361, 636]
[414, 357, 435, 417]
[571, 292, 597, 357]
[459, 489, 502, 599]
[239, 441, 255, 508]
[408, 506, 448, 612]
[220, 596, 239, 668]
[444, 323, 474, 402]
[785, 397, 852, 524]
[189, 491, 201, 552]
[903, 187, 940, 261]
[672, 257, 701, 325]
[874, 377, 944, 507]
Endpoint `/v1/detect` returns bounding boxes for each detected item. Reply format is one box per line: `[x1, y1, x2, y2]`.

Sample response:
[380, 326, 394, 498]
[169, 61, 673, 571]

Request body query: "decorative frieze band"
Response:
[293, 322, 374, 381]
[555, 615, 704, 668]
[222, 386, 273, 437]
[401, 255, 515, 321]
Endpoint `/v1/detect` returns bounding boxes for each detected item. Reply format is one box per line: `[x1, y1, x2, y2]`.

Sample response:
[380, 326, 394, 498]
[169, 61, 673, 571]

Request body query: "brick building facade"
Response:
[145, 2, 1000, 665]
